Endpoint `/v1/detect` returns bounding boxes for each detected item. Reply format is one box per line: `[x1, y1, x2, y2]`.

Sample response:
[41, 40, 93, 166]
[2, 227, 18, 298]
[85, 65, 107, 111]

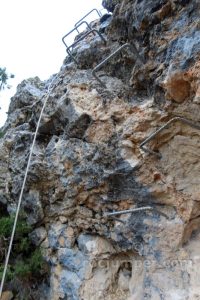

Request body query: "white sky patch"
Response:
[0, 0, 105, 127]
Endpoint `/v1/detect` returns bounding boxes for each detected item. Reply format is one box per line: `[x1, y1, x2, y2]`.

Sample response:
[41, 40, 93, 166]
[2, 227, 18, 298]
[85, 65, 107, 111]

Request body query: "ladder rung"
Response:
[92, 43, 144, 87]
[140, 117, 200, 158]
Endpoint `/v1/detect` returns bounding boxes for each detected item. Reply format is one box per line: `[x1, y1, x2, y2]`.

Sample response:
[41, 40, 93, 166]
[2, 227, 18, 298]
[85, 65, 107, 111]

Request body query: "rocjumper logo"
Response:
[96, 257, 194, 271]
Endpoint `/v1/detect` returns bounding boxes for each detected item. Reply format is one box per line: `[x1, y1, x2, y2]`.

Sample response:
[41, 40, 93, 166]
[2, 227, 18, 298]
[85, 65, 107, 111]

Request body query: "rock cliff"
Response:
[0, 0, 200, 299]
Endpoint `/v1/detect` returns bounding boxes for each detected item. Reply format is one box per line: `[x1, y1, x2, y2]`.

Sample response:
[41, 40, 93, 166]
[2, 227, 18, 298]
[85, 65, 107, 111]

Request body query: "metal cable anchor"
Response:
[92, 43, 144, 87]
[140, 116, 200, 158]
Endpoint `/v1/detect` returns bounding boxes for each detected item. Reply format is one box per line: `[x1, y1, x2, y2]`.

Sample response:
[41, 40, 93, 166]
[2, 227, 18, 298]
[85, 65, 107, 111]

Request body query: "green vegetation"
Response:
[0, 67, 14, 91]
[0, 249, 45, 281]
[0, 214, 31, 241]
[0, 265, 15, 281]
[8, 248, 44, 279]
[0, 214, 47, 284]
[0, 131, 4, 138]
[0, 215, 15, 237]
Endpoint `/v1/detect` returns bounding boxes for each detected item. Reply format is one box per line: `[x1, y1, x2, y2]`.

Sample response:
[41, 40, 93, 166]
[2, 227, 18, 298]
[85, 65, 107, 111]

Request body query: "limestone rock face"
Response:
[1, 0, 200, 299]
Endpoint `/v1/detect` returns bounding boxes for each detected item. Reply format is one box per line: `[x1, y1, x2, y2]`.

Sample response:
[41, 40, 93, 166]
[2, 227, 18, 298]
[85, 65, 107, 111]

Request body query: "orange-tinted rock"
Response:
[0, 291, 13, 300]
[163, 71, 191, 103]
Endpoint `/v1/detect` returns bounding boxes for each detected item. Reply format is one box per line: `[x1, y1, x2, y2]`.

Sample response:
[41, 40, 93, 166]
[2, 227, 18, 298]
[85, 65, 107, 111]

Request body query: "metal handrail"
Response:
[74, 8, 102, 33]
[140, 117, 200, 158]
[92, 43, 144, 87]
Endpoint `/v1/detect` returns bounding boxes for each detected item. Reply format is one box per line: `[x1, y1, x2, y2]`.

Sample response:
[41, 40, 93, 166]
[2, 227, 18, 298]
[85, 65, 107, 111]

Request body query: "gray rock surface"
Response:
[0, 0, 200, 299]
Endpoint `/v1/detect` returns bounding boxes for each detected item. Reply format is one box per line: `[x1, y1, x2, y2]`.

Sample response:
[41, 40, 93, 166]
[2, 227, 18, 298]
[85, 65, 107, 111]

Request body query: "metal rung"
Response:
[92, 43, 144, 87]
[62, 20, 92, 48]
[68, 29, 106, 64]
[140, 116, 200, 158]
[74, 9, 102, 34]
[62, 24, 106, 64]
[104, 206, 153, 217]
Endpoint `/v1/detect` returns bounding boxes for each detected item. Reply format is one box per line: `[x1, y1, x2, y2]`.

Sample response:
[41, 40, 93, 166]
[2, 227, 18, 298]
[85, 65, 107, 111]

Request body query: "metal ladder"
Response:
[62, 24, 106, 64]
[62, 8, 105, 64]
[61, 9, 154, 218]
[62, 9, 200, 229]
[62, 9, 144, 91]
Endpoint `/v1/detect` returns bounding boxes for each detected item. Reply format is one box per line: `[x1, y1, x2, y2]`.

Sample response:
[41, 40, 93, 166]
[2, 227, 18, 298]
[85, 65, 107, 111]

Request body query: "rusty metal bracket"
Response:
[92, 43, 144, 87]
[104, 206, 153, 217]
[140, 116, 200, 158]
[74, 8, 102, 33]
[62, 23, 106, 64]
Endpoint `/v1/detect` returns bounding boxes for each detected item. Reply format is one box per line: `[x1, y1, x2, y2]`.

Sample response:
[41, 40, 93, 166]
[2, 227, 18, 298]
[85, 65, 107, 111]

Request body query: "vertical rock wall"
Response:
[0, 0, 200, 299]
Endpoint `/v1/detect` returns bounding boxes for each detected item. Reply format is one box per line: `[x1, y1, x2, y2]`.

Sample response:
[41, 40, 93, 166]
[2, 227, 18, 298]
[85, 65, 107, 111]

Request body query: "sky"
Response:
[0, 0, 104, 127]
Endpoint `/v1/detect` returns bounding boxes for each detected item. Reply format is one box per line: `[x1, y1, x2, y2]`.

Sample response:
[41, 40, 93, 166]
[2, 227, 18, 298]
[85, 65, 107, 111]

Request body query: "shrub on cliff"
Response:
[0, 67, 14, 91]
[0, 213, 48, 296]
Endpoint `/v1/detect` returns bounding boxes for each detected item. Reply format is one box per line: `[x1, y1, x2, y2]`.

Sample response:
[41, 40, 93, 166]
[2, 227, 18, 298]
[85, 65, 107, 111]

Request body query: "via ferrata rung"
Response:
[140, 116, 200, 158]
[62, 20, 106, 64]
[92, 43, 144, 87]
[104, 206, 153, 217]
[74, 8, 102, 33]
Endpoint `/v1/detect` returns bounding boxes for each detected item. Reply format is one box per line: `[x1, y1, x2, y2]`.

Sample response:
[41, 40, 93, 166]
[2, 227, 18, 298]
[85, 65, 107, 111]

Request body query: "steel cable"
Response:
[0, 74, 59, 297]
